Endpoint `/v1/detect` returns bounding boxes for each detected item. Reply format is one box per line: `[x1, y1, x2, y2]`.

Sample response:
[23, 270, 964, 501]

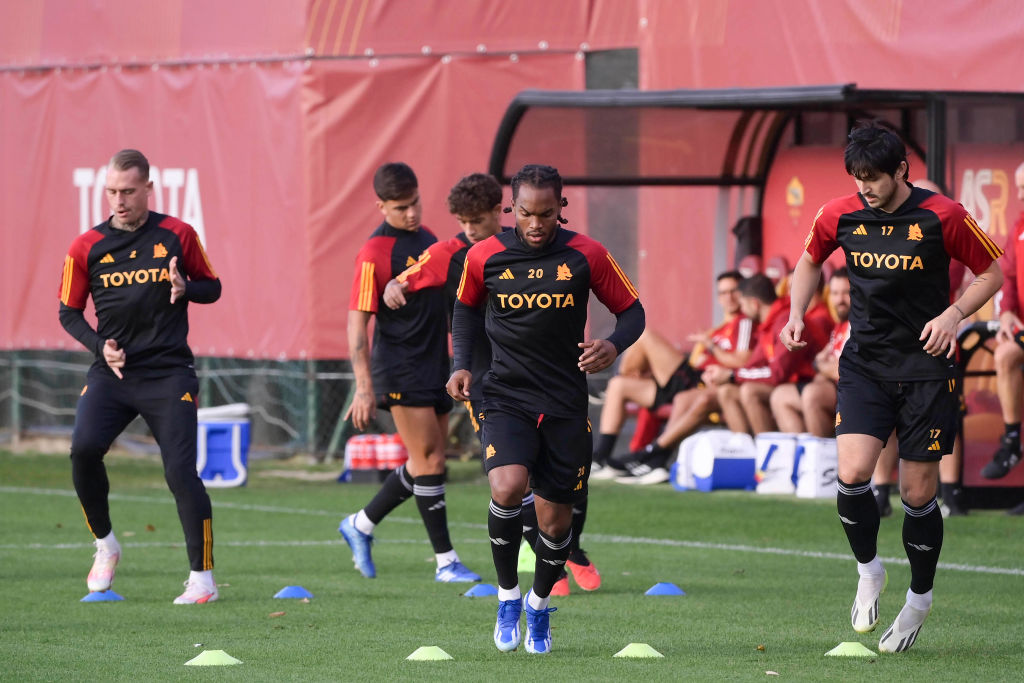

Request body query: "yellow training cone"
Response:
[613, 643, 664, 658]
[406, 646, 453, 661]
[825, 642, 877, 657]
[517, 540, 536, 573]
[184, 650, 242, 666]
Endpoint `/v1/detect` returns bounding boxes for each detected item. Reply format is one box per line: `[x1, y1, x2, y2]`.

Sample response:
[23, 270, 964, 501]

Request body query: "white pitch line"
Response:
[2, 485, 1022, 577]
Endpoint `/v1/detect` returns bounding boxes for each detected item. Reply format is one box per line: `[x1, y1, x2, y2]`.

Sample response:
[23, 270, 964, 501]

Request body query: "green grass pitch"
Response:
[1, 450, 1022, 681]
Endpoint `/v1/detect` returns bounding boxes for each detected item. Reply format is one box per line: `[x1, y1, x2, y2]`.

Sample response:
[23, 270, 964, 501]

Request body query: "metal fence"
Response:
[1, 351, 618, 461]
[0, 351, 391, 460]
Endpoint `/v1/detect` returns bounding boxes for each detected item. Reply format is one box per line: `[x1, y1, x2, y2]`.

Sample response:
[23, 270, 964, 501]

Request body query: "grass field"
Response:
[2, 449, 1023, 682]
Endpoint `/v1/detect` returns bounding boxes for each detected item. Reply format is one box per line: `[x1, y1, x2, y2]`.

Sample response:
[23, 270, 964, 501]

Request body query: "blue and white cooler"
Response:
[196, 403, 251, 488]
[688, 430, 756, 492]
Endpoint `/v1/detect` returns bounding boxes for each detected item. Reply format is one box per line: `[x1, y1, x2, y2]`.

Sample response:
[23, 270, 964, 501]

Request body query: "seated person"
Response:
[605, 272, 825, 481]
[770, 267, 851, 437]
[591, 270, 752, 472]
[705, 273, 829, 435]
[981, 161, 1024, 488]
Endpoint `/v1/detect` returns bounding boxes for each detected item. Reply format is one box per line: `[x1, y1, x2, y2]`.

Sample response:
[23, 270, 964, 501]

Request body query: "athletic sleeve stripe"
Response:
[736, 317, 753, 351]
[358, 262, 375, 310]
[605, 253, 639, 299]
[194, 238, 218, 279]
[964, 214, 1003, 259]
[398, 251, 431, 283]
[61, 255, 74, 304]
[455, 256, 470, 300]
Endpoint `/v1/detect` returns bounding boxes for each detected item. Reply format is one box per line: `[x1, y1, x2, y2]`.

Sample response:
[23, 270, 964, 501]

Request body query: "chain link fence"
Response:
[0, 351, 480, 460]
[0, 351, 621, 461]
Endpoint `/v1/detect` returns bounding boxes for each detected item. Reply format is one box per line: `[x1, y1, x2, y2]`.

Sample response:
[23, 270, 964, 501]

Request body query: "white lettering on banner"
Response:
[959, 168, 1008, 240]
[73, 166, 207, 245]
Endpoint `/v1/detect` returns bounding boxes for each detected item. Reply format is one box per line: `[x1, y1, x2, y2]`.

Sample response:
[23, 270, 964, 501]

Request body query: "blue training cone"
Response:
[645, 582, 685, 596]
[463, 583, 498, 597]
[274, 585, 314, 599]
[81, 590, 125, 602]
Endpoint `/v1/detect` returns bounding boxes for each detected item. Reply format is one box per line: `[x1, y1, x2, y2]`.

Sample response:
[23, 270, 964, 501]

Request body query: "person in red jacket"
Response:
[771, 267, 851, 436]
[981, 161, 1024, 494]
[704, 273, 828, 434]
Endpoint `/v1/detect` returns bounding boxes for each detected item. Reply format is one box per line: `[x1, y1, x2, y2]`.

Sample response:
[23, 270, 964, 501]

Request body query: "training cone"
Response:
[613, 643, 664, 658]
[273, 585, 314, 599]
[184, 650, 243, 666]
[645, 582, 685, 596]
[517, 540, 536, 573]
[406, 646, 453, 661]
[825, 642, 877, 657]
[80, 590, 125, 602]
[463, 583, 498, 597]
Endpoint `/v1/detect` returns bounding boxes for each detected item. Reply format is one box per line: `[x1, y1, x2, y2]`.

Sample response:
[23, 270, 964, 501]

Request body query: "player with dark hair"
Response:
[387, 172, 599, 596]
[339, 162, 480, 583]
[385, 172, 505, 319]
[59, 148, 222, 603]
[447, 163, 644, 654]
[781, 121, 1003, 652]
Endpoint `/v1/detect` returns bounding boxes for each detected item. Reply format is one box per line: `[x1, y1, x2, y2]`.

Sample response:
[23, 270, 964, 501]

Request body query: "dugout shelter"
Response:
[488, 83, 1024, 507]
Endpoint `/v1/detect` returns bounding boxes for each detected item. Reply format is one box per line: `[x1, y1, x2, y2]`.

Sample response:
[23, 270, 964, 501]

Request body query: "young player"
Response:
[448, 164, 644, 653]
[780, 121, 1003, 652]
[339, 162, 479, 583]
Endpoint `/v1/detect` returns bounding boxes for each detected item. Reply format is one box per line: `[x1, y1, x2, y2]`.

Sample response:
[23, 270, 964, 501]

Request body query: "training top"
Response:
[997, 212, 1024, 318]
[349, 222, 448, 393]
[397, 228, 512, 401]
[454, 227, 642, 417]
[59, 212, 221, 377]
[735, 297, 822, 384]
[689, 314, 753, 371]
[805, 185, 1002, 381]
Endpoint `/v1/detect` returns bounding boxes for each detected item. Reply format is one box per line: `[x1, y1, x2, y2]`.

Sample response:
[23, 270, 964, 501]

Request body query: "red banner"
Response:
[0, 64, 307, 358]
[302, 53, 584, 357]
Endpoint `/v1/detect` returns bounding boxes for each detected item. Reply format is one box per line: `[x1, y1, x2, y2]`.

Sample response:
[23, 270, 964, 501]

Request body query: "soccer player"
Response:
[780, 121, 1003, 653]
[447, 164, 644, 654]
[339, 162, 479, 583]
[59, 149, 222, 604]
[385, 173, 597, 595]
[981, 161, 1024, 488]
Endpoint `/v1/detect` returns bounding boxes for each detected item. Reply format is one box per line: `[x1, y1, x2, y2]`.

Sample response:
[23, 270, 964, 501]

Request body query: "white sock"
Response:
[97, 531, 120, 551]
[857, 557, 884, 578]
[497, 585, 521, 602]
[436, 550, 458, 567]
[526, 590, 549, 611]
[189, 569, 214, 587]
[906, 588, 932, 611]
[354, 510, 375, 535]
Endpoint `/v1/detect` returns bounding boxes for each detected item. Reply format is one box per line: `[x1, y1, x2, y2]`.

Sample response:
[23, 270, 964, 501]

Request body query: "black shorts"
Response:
[835, 363, 958, 462]
[652, 361, 701, 408]
[376, 389, 453, 414]
[479, 404, 591, 504]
